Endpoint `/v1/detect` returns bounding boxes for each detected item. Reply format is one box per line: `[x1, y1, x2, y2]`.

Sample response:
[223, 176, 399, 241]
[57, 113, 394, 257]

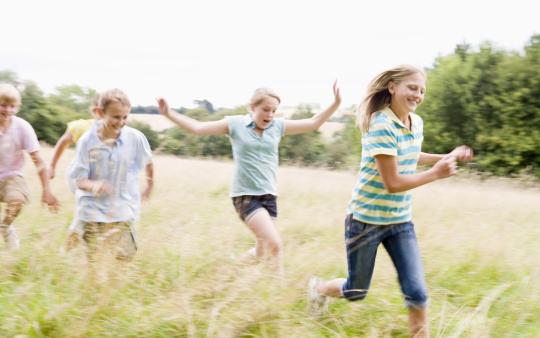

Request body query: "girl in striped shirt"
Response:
[308, 65, 473, 337]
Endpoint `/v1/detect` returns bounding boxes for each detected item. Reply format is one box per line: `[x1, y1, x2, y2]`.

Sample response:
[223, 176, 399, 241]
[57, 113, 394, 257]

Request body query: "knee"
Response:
[267, 237, 283, 255]
[259, 236, 282, 256]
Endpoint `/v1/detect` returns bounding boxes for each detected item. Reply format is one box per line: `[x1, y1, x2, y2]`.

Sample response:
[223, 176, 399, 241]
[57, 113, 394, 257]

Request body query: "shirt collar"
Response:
[381, 106, 416, 132]
[243, 113, 275, 130]
[93, 121, 125, 145]
[243, 114, 255, 128]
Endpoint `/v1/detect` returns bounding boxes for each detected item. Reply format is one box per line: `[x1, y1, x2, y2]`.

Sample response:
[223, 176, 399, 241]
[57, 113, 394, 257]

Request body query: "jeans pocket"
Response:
[345, 215, 368, 240]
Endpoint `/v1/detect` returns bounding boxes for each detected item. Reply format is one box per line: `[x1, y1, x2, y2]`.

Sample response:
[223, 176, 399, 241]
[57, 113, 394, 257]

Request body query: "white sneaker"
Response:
[3, 226, 20, 250]
[308, 276, 328, 316]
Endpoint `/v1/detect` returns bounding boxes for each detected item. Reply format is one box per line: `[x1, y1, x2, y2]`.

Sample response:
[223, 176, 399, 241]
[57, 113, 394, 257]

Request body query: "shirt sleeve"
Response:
[68, 119, 93, 143]
[67, 136, 90, 193]
[364, 119, 398, 157]
[226, 115, 238, 139]
[136, 133, 152, 169]
[21, 120, 40, 153]
[275, 118, 285, 137]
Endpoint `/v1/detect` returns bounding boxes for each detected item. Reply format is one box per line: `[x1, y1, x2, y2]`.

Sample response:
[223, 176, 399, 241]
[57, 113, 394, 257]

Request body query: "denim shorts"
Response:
[232, 194, 277, 222]
[341, 214, 428, 308]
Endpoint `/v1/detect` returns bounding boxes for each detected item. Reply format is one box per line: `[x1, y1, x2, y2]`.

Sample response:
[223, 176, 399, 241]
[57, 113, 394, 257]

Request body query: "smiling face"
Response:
[388, 72, 426, 117]
[0, 99, 18, 124]
[98, 102, 130, 137]
[250, 96, 280, 130]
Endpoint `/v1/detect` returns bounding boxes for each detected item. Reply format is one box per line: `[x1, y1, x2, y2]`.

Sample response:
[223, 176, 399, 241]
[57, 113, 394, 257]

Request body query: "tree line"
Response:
[2, 34, 539, 177]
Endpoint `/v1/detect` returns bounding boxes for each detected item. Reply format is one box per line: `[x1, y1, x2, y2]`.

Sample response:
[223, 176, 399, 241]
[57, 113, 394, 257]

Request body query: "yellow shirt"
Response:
[67, 119, 95, 143]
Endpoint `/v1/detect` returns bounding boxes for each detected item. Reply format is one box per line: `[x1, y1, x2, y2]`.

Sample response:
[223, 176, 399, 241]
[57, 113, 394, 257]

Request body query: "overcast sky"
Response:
[2, 0, 539, 109]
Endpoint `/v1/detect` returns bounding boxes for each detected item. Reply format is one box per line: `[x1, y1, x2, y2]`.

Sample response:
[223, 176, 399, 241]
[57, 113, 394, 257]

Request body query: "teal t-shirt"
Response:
[227, 114, 285, 197]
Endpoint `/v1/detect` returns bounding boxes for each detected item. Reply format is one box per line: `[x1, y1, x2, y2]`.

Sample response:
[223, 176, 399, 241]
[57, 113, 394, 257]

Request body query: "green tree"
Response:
[18, 82, 65, 144]
[421, 35, 540, 176]
[48, 85, 97, 119]
[128, 120, 161, 150]
[279, 106, 327, 166]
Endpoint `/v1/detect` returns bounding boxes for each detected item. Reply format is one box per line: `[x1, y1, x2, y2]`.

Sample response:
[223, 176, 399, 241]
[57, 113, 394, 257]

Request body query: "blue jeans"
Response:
[342, 214, 428, 308]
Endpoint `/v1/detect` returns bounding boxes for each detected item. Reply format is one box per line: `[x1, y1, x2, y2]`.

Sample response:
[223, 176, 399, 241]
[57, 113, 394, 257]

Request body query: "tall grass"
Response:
[0, 148, 539, 337]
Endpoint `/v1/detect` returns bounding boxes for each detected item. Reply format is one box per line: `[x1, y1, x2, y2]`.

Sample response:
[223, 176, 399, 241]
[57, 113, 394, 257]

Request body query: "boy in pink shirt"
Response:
[0, 83, 59, 249]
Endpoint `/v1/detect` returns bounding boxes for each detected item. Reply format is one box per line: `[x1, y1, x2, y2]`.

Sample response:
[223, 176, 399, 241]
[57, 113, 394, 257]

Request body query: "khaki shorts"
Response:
[0, 176, 29, 203]
[82, 221, 137, 261]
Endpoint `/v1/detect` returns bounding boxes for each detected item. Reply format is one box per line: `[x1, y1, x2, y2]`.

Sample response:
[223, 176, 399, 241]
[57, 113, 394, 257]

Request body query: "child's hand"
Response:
[42, 190, 60, 213]
[332, 80, 342, 106]
[141, 185, 152, 202]
[432, 154, 457, 179]
[449, 145, 474, 162]
[48, 166, 56, 180]
[91, 180, 112, 197]
[156, 97, 171, 117]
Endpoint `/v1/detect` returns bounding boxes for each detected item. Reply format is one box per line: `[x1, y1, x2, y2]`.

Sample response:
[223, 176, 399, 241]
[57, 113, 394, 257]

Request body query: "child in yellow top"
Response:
[49, 95, 99, 251]
[48, 96, 99, 179]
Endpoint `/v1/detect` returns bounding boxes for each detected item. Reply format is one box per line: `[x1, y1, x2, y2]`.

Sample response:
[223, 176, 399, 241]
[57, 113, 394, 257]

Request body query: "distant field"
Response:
[129, 114, 175, 131]
[1, 148, 539, 337]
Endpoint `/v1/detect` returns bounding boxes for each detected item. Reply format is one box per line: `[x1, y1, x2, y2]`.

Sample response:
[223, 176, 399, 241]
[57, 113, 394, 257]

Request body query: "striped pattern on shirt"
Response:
[347, 107, 424, 225]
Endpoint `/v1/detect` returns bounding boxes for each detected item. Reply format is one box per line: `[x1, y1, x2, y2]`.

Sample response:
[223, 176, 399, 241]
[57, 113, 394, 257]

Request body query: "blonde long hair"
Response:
[358, 65, 425, 133]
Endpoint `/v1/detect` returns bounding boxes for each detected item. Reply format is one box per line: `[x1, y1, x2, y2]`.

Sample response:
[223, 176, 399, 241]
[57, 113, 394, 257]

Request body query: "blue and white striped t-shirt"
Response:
[347, 107, 423, 225]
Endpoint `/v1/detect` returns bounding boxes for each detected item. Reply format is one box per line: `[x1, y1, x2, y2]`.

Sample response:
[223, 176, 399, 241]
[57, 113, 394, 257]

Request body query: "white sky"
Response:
[2, 0, 539, 109]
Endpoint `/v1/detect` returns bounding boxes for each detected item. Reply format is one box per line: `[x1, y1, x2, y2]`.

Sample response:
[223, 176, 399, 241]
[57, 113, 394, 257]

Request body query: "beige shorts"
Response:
[82, 221, 137, 261]
[0, 175, 29, 203]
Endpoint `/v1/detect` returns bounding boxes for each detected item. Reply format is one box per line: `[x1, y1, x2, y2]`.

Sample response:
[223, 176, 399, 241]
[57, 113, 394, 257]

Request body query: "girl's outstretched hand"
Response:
[449, 145, 474, 162]
[156, 97, 171, 117]
[332, 80, 342, 106]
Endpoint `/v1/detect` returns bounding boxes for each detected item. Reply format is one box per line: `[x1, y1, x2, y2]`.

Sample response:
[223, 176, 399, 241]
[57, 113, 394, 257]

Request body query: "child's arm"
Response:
[141, 162, 154, 201]
[284, 81, 341, 135]
[375, 154, 457, 193]
[68, 138, 112, 196]
[157, 98, 228, 136]
[76, 179, 112, 196]
[419, 146, 474, 166]
[49, 130, 74, 179]
[29, 151, 60, 212]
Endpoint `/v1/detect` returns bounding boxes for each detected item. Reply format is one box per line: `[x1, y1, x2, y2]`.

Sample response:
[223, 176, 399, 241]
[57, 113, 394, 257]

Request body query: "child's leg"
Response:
[103, 221, 137, 262]
[232, 195, 282, 267]
[0, 177, 29, 249]
[409, 307, 428, 338]
[382, 221, 428, 337]
[1, 200, 24, 226]
[64, 217, 84, 251]
[336, 215, 380, 300]
[308, 215, 381, 315]
[316, 278, 346, 298]
[82, 222, 106, 283]
[245, 209, 283, 273]
[82, 222, 101, 263]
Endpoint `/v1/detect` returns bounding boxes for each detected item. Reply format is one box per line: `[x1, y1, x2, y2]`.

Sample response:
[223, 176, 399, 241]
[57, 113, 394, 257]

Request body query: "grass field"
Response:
[0, 148, 539, 337]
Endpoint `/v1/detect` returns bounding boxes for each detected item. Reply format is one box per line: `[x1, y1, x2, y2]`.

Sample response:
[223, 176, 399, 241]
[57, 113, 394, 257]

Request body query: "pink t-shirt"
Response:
[0, 116, 40, 180]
